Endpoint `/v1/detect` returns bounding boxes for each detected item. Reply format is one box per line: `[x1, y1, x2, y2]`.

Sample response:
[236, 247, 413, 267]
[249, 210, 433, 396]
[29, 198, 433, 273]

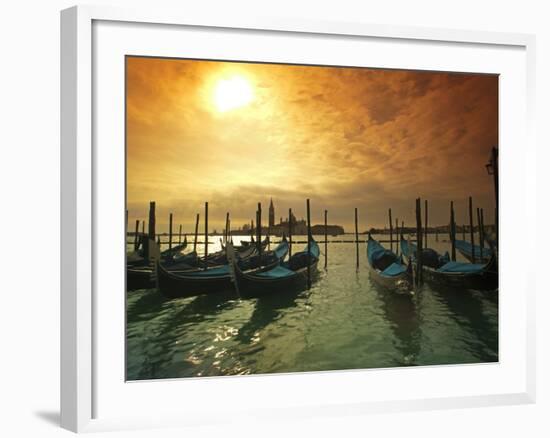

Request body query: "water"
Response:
[126, 234, 498, 380]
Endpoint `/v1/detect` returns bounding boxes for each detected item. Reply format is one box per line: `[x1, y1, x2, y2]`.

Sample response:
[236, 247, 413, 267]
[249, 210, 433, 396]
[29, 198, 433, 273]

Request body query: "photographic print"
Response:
[125, 56, 498, 380]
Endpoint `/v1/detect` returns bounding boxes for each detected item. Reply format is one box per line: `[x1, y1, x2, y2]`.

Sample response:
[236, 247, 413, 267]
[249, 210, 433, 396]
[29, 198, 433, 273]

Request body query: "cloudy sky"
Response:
[126, 56, 498, 233]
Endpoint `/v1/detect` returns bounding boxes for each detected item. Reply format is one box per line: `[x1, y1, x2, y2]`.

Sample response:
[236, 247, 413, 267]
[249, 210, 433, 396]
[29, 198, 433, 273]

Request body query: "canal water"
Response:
[126, 234, 498, 380]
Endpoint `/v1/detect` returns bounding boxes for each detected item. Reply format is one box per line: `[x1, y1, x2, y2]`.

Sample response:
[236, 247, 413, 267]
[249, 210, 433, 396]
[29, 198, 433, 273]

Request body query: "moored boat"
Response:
[155, 238, 289, 299]
[126, 237, 270, 292]
[401, 237, 497, 291]
[127, 235, 188, 268]
[229, 237, 320, 299]
[367, 234, 412, 294]
[454, 239, 493, 264]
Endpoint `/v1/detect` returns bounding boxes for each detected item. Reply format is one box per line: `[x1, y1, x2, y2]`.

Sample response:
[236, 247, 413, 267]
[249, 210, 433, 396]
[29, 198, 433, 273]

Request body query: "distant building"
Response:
[270, 216, 308, 236]
[263, 199, 344, 236]
[311, 224, 345, 236]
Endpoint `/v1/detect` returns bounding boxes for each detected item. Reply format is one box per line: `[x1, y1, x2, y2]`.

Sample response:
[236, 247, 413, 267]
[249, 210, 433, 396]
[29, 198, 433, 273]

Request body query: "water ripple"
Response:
[127, 237, 498, 379]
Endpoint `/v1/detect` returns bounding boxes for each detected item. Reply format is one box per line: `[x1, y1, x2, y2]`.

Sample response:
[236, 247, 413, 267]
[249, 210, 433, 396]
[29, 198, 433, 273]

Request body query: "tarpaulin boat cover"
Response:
[255, 239, 319, 278]
[437, 261, 486, 273]
[381, 262, 407, 277]
[255, 265, 296, 279]
[274, 240, 289, 259]
[368, 238, 406, 277]
[455, 239, 493, 258]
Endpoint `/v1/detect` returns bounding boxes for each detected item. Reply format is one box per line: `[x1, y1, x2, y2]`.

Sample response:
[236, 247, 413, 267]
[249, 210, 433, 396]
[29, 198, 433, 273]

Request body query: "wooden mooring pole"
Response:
[480, 208, 486, 250]
[477, 207, 484, 255]
[168, 213, 173, 252]
[450, 201, 456, 261]
[469, 196, 475, 263]
[324, 209, 328, 269]
[257, 203, 262, 259]
[228, 219, 231, 243]
[307, 199, 312, 289]
[424, 199, 428, 248]
[144, 202, 156, 260]
[395, 218, 399, 255]
[148, 201, 156, 240]
[133, 219, 140, 250]
[204, 202, 209, 264]
[224, 212, 229, 244]
[193, 213, 199, 252]
[415, 198, 423, 286]
[133, 220, 140, 251]
[288, 208, 293, 258]
[388, 208, 393, 252]
[178, 224, 182, 244]
[355, 207, 359, 270]
[256, 211, 259, 249]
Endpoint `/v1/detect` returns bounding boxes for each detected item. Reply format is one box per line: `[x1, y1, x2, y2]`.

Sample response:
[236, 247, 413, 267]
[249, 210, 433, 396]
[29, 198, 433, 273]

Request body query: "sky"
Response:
[126, 56, 498, 233]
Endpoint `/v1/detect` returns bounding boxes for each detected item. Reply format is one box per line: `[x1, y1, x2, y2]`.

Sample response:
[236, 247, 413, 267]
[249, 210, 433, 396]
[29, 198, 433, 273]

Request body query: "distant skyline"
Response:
[126, 57, 498, 232]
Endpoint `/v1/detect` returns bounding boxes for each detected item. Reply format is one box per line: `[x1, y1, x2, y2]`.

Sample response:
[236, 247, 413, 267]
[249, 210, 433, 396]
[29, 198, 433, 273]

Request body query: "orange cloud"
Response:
[126, 57, 497, 231]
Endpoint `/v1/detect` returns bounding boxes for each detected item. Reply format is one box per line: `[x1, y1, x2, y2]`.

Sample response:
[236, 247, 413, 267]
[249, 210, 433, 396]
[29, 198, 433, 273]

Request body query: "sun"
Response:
[213, 76, 254, 112]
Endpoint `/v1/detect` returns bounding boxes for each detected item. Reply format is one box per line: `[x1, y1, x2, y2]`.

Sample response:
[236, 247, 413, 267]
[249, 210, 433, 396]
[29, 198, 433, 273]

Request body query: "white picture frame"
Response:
[60, 4, 536, 433]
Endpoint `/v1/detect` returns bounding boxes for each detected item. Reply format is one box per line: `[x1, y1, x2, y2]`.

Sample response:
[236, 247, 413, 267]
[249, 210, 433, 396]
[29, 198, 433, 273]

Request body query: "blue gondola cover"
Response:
[455, 239, 493, 258]
[381, 262, 408, 277]
[437, 261, 486, 273]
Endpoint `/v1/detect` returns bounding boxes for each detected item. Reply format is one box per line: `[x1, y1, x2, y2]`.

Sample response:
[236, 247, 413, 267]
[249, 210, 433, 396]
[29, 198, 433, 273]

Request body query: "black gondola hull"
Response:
[421, 266, 498, 291]
[156, 267, 235, 299]
[419, 255, 498, 292]
[235, 262, 318, 299]
[156, 257, 284, 299]
[127, 256, 201, 292]
[127, 267, 155, 291]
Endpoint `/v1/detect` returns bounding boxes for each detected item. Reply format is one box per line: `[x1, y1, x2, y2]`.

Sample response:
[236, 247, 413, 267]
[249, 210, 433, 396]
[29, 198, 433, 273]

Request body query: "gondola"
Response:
[126, 248, 205, 290]
[367, 234, 412, 294]
[401, 237, 497, 291]
[127, 235, 188, 268]
[127, 236, 269, 291]
[160, 235, 188, 258]
[209, 236, 269, 265]
[454, 239, 493, 263]
[233, 236, 255, 249]
[229, 237, 320, 299]
[126, 236, 192, 289]
[155, 237, 289, 299]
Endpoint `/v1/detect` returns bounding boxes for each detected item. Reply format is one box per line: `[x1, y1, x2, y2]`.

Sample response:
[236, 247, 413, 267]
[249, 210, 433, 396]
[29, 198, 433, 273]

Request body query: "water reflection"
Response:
[236, 289, 304, 344]
[430, 287, 498, 361]
[372, 282, 421, 366]
[126, 235, 498, 380]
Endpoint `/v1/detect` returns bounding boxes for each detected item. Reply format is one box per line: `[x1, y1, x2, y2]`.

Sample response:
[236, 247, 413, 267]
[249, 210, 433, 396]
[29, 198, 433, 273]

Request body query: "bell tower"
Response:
[268, 198, 275, 229]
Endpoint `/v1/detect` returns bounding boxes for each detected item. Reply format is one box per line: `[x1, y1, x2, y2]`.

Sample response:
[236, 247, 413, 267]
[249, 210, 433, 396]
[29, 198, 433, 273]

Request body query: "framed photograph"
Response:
[61, 5, 536, 433]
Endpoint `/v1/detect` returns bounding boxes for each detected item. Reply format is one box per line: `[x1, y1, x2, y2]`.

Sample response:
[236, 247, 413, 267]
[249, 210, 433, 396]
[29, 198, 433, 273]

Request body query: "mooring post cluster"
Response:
[415, 198, 423, 286]
[128, 184, 497, 290]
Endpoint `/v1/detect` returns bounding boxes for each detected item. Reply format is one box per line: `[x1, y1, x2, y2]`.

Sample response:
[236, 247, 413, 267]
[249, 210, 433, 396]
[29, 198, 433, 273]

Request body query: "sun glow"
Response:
[213, 76, 253, 112]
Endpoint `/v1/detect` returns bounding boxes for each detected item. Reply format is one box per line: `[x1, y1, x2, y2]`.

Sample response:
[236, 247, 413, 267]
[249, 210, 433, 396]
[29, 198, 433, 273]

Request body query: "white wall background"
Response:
[0, 0, 546, 436]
